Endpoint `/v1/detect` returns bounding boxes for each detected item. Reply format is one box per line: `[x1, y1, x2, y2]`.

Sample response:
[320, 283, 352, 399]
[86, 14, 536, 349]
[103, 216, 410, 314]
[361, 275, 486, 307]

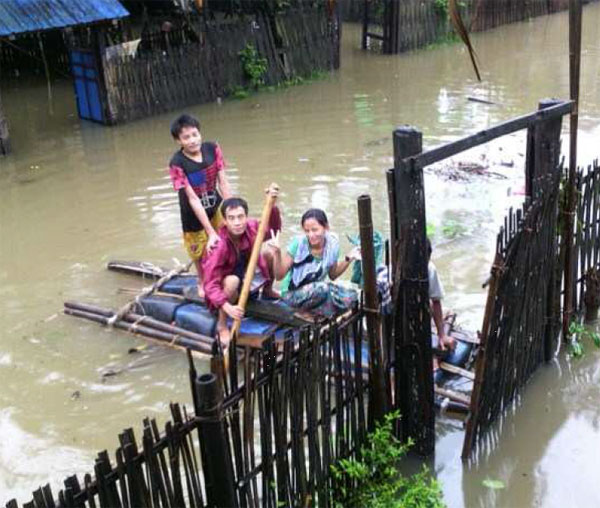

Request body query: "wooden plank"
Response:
[439, 362, 475, 380]
[434, 386, 471, 406]
[411, 101, 573, 168]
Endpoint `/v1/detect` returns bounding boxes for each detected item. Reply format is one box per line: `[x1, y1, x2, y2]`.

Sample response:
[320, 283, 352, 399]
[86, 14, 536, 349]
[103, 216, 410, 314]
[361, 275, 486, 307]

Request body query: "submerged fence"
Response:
[10, 310, 381, 507]
[470, 0, 571, 31]
[358, 0, 589, 54]
[102, 8, 339, 124]
[574, 160, 600, 315]
[462, 169, 563, 457]
[389, 99, 572, 459]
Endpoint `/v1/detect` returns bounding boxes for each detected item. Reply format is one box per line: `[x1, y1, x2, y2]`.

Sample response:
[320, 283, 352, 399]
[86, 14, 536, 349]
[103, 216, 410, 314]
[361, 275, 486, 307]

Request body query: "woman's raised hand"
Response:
[347, 246, 362, 262]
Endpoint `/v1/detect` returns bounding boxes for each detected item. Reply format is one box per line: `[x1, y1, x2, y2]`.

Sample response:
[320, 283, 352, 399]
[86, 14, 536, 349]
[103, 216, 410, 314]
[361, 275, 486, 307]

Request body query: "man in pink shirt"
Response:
[203, 184, 281, 344]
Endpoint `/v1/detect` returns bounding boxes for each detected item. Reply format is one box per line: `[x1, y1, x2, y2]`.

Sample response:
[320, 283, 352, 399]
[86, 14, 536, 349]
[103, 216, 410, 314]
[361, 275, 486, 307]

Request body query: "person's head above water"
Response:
[221, 197, 249, 238]
[170, 114, 202, 156]
[301, 208, 329, 248]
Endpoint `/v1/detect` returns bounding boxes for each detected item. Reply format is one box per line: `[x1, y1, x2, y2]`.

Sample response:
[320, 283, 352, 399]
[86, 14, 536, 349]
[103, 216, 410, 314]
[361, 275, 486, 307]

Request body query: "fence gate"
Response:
[70, 49, 105, 123]
[362, 0, 397, 52]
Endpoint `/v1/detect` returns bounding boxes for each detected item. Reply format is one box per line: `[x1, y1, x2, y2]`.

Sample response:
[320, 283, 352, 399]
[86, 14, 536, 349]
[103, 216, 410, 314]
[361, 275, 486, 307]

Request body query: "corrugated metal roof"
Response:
[0, 0, 129, 37]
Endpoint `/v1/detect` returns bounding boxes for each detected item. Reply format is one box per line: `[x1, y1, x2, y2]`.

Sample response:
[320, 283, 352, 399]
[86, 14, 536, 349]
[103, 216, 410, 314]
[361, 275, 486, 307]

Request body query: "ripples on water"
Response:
[1, 4, 600, 505]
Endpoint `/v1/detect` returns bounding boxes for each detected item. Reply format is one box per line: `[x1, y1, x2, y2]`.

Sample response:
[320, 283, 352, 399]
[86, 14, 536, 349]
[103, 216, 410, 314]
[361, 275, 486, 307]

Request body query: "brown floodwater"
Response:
[1, 4, 600, 504]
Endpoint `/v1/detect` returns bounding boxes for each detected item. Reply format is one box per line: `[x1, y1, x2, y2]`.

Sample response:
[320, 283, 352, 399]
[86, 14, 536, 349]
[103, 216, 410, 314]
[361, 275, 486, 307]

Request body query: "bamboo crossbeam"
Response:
[408, 101, 573, 168]
[439, 362, 475, 380]
[434, 386, 471, 406]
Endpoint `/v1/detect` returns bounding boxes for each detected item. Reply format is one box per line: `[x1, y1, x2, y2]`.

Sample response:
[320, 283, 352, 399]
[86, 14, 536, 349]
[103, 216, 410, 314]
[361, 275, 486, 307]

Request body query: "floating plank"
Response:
[439, 362, 475, 380]
[108, 260, 166, 278]
[434, 386, 471, 406]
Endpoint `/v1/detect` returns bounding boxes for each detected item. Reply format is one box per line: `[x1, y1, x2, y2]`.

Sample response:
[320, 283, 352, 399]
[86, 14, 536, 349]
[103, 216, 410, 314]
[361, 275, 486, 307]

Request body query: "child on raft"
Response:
[202, 185, 281, 345]
[168, 113, 232, 298]
[269, 208, 360, 316]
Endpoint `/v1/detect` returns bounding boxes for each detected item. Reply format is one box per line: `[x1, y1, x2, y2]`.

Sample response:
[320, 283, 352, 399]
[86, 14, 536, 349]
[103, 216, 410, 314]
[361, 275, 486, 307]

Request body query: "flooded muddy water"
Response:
[1, 4, 600, 504]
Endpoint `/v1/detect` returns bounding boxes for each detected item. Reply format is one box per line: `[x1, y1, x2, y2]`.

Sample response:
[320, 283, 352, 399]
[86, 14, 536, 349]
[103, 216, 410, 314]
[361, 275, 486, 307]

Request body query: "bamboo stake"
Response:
[357, 194, 389, 423]
[563, 0, 583, 341]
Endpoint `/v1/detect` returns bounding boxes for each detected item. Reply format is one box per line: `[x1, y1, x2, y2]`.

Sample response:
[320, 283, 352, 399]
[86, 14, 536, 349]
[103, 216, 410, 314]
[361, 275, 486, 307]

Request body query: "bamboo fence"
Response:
[573, 160, 600, 314]
[360, 0, 585, 54]
[102, 8, 339, 124]
[470, 0, 572, 31]
[462, 168, 563, 458]
[10, 309, 378, 507]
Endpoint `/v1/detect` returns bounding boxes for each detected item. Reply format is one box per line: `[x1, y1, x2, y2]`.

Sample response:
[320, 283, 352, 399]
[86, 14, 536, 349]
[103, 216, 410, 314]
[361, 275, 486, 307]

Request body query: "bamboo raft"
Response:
[64, 260, 347, 358]
[64, 260, 477, 413]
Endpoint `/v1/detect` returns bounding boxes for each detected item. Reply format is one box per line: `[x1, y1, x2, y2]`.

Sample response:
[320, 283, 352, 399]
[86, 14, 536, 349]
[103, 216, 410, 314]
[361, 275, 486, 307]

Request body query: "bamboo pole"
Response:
[63, 301, 214, 354]
[37, 32, 53, 116]
[563, 0, 583, 341]
[462, 253, 503, 459]
[229, 184, 279, 344]
[357, 194, 389, 423]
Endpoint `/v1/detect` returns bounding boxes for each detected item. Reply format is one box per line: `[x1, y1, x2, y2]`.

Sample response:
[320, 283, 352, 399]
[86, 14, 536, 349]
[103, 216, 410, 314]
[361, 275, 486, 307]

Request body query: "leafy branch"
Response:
[331, 411, 445, 507]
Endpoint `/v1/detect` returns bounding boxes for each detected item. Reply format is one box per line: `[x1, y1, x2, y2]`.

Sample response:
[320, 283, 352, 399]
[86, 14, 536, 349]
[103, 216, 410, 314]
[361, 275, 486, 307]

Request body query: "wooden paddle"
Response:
[228, 183, 279, 347]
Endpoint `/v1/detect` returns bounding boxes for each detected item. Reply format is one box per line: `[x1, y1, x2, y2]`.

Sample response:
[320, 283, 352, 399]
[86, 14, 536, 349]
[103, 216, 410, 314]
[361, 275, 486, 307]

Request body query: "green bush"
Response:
[568, 320, 600, 357]
[331, 411, 445, 508]
[239, 43, 268, 88]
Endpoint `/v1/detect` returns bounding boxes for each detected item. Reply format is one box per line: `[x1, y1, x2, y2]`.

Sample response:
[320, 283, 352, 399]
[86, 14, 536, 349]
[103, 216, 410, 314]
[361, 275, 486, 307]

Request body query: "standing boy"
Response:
[203, 185, 281, 345]
[169, 114, 232, 298]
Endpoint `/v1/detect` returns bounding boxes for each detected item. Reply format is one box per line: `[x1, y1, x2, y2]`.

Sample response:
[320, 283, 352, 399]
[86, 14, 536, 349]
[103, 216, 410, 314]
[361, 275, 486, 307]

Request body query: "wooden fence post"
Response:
[361, 0, 369, 49]
[392, 126, 435, 455]
[525, 98, 563, 197]
[386, 168, 398, 285]
[0, 88, 9, 156]
[358, 194, 390, 425]
[525, 98, 564, 360]
[195, 373, 237, 508]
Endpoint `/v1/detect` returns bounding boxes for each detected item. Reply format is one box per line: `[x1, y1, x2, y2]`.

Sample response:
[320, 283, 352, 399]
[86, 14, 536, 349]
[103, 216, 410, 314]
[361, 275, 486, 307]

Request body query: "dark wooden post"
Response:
[563, 0, 583, 341]
[525, 98, 563, 197]
[386, 168, 398, 284]
[92, 26, 115, 125]
[525, 99, 564, 361]
[0, 88, 9, 155]
[583, 268, 600, 323]
[358, 194, 389, 425]
[361, 0, 369, 49]
[195, 373, 238, 508]
[382, 0, 396, 54]
[392, 126, 435, 455]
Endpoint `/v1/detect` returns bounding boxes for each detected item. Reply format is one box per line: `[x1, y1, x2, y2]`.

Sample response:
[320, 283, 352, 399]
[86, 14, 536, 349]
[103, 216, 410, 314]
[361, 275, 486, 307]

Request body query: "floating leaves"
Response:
[482, 478, 505, 490]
